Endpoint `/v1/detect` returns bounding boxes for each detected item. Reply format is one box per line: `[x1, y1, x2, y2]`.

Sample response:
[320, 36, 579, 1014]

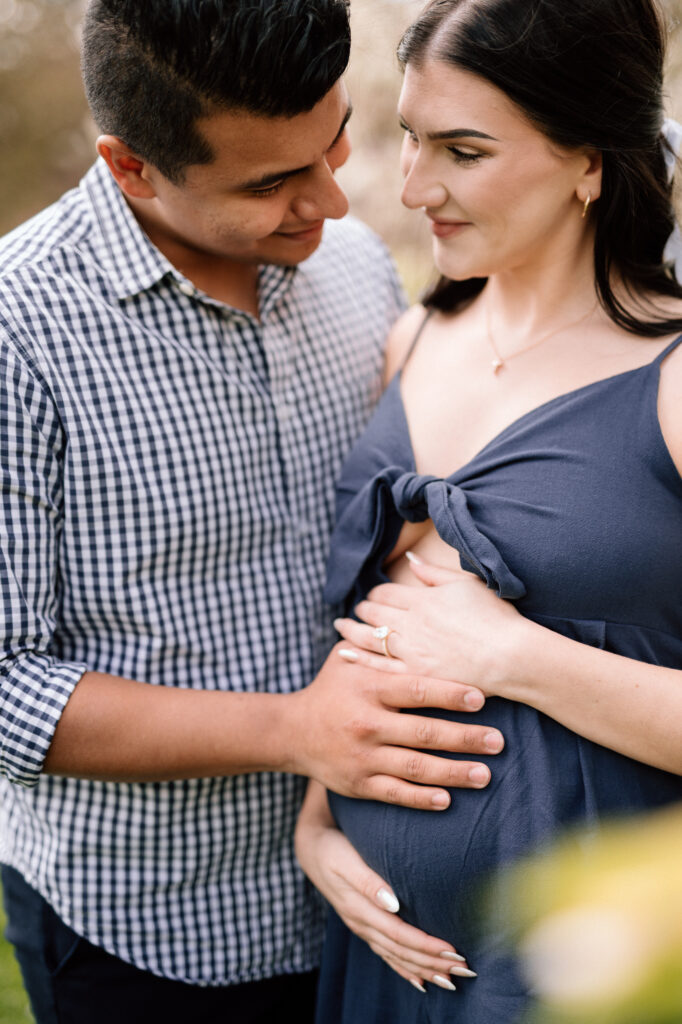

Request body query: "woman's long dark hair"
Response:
[399, 0, 682, 336]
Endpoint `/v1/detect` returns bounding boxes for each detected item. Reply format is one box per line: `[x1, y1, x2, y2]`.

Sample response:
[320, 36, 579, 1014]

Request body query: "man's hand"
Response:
[283, 644, 504, 810]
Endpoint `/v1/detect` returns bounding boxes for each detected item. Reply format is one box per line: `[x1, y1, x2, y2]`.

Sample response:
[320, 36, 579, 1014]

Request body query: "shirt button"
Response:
[276, 404, 294, 422]
[296, 521, 313, 537]
[177, 280, 195, 296]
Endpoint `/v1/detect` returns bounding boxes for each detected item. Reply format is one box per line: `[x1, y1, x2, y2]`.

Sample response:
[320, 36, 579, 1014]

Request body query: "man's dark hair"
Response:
[81, 0, 351, 182]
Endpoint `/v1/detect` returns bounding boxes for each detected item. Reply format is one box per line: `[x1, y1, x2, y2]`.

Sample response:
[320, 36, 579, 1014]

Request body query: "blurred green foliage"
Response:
[492, 804, 682, 1024]
[0, 887, 34, 1022]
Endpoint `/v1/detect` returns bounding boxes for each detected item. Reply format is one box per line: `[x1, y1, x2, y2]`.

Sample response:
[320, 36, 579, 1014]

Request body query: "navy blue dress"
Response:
[317, 334, 682, 1023]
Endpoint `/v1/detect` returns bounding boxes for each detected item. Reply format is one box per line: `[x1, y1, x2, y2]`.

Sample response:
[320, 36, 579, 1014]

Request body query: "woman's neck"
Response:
[480, 230, 599, 340]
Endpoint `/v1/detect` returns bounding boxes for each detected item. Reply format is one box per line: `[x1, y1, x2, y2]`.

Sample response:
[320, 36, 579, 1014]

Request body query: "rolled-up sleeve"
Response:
[0, 336, 86, 786]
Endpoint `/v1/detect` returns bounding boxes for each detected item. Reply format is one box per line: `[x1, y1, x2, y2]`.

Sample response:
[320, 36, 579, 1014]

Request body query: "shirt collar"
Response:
[81, 159, 174, 300]
[81, 159, 298, 313]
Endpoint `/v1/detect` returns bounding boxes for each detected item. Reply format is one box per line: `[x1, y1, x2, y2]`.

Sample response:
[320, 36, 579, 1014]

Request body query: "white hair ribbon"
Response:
[662, 118, 682, 283]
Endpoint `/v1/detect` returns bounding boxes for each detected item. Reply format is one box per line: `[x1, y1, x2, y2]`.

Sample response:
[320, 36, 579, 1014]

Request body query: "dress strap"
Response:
[400, 308, 435, 371]
[653, 331, 682, 364]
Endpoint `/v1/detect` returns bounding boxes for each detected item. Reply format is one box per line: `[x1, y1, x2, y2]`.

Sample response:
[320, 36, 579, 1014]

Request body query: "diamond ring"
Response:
[372, 625, 397, 659]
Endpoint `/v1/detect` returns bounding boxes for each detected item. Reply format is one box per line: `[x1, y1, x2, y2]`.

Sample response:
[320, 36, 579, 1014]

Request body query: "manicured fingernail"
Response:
[333, 618, 344, 631]
[432, 974, 457, 991]
[405, 550, 422, 565]
[450, 965, 478, 978]
[432, 791, 450, 809]
[410, 979, 426, 993]
[484, 731, 504, 752]
[468, 765, 490, 786]
[463, 690, 484, 710]
[338, 649, 358, 662]
[376, 887, 400, 913]
[441, 951, 467, 962]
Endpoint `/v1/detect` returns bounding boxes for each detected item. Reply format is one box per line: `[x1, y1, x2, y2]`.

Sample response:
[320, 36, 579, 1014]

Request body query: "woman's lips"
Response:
[429, 217, 471, 239]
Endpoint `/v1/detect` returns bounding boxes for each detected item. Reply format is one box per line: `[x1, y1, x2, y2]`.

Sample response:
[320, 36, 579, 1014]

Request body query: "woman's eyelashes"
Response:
[400, 123, 485, 165]
[446, 146, 484, 165]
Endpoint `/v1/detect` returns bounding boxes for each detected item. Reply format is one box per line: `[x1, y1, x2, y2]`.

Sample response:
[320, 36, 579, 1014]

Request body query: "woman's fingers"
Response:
[295, 812, 476, 994]
[334, 616, 405, 662]
[338, 896, 472, 986]
[403, 551, 467, 587]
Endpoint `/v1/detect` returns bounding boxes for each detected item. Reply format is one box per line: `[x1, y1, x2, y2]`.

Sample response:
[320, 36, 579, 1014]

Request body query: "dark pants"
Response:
[2, 866, 318, 1024]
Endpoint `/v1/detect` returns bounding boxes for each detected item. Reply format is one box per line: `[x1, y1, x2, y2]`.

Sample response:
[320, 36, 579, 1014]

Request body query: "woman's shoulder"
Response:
[656, 317, 682, 474]
[382, 304, 431, 385]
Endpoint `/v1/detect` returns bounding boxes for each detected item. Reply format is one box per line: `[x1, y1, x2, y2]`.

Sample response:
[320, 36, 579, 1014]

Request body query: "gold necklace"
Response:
[486, 302, 597, 374]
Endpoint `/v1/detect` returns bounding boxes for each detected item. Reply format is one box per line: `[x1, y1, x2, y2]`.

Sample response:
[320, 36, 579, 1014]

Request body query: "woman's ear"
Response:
[576, 149, 603, 206]
[96, 136, 157, 199]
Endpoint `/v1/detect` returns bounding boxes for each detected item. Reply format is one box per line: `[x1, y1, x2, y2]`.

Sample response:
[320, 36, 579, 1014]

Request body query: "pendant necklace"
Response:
[486, 302, 597, 375]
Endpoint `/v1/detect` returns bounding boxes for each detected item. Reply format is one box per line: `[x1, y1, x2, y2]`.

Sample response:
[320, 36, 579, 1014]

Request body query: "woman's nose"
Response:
[400, 148, 448, 211]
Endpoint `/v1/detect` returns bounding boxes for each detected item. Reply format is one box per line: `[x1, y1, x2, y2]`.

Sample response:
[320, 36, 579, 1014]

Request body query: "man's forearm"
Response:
[43, 670, 293, 781]
[44, 654, 503, 809]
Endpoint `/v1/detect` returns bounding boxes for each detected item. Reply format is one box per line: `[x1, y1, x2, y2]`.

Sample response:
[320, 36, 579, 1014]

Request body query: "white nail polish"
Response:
[432, 974, 457, 991]
[409, 979, 426, 994]
[449, 966, 477, 978]
[376, 887, 400, 913]
[405, 550, 422, 565]
[441, 951, 467, 962]
[337, 649, 359, 662]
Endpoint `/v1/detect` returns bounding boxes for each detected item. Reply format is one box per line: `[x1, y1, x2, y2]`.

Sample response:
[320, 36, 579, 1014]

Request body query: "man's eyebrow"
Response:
[399, 117, 498, 143]
[240, 103, 353, 191]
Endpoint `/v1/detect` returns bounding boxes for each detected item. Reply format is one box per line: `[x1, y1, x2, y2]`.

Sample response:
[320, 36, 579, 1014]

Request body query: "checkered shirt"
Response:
[0, 159, 405, 984]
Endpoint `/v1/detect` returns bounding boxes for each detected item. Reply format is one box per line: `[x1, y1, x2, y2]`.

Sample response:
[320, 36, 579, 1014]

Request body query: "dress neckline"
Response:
[395, 331, 682, 483]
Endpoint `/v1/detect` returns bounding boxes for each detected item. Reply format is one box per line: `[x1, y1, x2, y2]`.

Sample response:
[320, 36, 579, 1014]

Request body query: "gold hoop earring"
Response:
[581, 192, 592, 219]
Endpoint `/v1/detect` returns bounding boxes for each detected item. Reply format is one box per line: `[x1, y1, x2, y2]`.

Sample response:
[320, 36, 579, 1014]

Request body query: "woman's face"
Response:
[398, 59, 599, 281]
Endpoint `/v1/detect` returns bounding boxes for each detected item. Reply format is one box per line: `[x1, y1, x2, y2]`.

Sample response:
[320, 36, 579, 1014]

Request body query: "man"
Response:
[0, 2, 501, 1021]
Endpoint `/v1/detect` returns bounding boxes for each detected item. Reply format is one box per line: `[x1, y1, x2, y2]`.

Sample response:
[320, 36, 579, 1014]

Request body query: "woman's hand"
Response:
[334, 554, 530, 697]
[295, 781, 476, 994]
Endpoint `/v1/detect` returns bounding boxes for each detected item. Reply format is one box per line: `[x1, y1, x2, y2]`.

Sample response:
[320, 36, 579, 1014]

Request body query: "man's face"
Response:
[136, 81, 352, 270]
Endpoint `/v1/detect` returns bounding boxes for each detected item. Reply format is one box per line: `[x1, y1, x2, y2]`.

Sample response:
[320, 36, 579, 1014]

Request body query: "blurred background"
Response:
[0, 2, 682, 1021]
[2, 0, 681, 296]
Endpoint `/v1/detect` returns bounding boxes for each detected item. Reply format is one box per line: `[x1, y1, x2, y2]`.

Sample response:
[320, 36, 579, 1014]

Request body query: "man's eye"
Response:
[251, 181, 285, 197]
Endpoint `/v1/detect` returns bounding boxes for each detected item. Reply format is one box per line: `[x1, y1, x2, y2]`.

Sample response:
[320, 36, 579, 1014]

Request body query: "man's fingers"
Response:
[358, 774, 449, 809]
[380, 747, 493, 790]
[376, 674, 486, 714]
[360, 758, 492, 809]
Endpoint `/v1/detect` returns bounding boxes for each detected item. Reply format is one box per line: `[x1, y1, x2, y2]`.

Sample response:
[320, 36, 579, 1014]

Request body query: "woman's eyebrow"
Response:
[399, 116, 498, 143]
[428, 128, 499, 141]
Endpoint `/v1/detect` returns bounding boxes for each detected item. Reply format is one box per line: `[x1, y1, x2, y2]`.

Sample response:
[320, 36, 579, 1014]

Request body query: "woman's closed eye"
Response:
[446, 146, 485, 165]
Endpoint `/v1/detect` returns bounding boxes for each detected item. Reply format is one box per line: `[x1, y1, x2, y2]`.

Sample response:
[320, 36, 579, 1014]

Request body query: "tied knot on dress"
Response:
[391, 470, 440, 519]
[325, 465, 526, 608]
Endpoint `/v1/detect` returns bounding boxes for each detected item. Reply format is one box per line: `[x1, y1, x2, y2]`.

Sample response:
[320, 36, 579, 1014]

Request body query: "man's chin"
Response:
[266, 224, 326, 265]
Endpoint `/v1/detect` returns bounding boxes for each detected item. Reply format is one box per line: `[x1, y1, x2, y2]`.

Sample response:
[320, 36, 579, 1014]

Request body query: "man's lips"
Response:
[276, 220, 325, 241]
[428, 217, 471, 239]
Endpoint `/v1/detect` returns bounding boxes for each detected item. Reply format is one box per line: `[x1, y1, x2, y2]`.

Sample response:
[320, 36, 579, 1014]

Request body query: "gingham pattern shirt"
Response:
[0, 159, 405, 985]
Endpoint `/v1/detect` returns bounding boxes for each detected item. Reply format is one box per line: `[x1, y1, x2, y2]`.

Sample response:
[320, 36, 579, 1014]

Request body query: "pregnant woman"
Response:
[295, 0, 682, 1021]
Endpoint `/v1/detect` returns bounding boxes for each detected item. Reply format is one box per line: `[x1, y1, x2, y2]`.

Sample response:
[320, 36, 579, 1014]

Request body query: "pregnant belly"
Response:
[328, 699, 681, 953]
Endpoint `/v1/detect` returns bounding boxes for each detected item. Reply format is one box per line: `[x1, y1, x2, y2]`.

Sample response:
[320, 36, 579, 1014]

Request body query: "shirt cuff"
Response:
[0, 654, 88, 787]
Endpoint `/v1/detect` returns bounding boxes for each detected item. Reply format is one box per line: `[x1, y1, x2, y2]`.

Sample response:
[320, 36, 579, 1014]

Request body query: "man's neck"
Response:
[127, 196, 262, 315]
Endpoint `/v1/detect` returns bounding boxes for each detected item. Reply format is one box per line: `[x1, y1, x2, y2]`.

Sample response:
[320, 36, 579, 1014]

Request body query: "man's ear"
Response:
[96, 136, 157, 199]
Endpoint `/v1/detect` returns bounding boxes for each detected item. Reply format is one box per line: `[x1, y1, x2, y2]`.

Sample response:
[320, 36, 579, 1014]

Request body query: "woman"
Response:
[295, 0, 682, 1021]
